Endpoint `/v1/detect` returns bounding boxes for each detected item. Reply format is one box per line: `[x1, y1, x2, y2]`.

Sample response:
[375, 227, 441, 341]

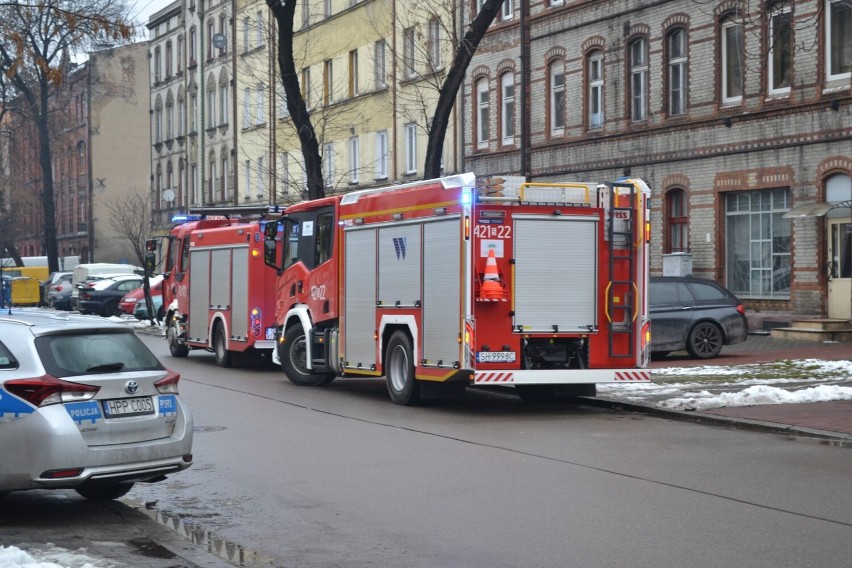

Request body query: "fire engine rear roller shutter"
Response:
[513, 216, 599, 333]
[423, 217, 462, 366]
[343, 228, 378, 369]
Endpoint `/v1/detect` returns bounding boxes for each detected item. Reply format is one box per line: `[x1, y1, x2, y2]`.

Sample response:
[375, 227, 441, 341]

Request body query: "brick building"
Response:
[464, 0, 851, 326]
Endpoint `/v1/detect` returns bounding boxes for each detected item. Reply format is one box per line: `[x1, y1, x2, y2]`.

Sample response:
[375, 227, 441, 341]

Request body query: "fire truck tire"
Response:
[214, 325, 232, 368]
[280, 325, 335, 386]
[385, 331, 420, 406]
[686, 321, 723, 359]
[167, 320, 189, 357]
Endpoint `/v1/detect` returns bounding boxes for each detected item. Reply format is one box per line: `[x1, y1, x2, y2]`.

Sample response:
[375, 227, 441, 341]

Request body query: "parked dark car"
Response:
[46, 272, 74, 310]
[649, 276, 749, 359]
[41, 271, 73, 307]
[75, 274, 144, 317]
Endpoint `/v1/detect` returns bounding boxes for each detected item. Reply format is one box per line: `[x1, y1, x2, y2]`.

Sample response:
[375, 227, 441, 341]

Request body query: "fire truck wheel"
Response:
[686, 321, 723, 359]
[280, 325, 335, 386]
[385, 331, 420, 406]
[214, 325, 232, 368]
[167, 320, 189, 357]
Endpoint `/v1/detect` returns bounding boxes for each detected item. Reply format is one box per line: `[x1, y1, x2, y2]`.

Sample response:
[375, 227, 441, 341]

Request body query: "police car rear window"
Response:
[35, 332, 164, 377]
[0, 341, 18, 370]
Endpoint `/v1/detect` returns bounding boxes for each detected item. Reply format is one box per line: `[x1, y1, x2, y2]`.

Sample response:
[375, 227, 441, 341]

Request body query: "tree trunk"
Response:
[424, 0, 504, 179]
[267, 0, 325, 200]
[36, 78, 60, 274]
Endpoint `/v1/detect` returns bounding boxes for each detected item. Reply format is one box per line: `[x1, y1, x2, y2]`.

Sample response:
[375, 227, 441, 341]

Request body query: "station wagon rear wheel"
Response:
[75, 481, 134, 501]
[686, 322, 723, 359]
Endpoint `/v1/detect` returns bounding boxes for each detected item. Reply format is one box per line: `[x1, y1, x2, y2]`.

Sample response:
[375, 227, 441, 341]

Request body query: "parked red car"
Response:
[119, 276, 163, 316]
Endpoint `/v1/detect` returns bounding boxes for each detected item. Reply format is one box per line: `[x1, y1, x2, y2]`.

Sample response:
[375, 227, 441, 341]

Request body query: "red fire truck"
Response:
[161, 212, 279, 367]
[263, 172, 651, 404]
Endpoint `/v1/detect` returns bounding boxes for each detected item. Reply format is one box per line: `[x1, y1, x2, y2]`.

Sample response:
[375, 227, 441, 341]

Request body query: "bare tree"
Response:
[0, 0, 133, 273]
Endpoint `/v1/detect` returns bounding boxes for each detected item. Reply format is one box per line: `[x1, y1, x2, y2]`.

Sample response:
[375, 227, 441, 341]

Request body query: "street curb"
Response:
[579, 396, 852, 449]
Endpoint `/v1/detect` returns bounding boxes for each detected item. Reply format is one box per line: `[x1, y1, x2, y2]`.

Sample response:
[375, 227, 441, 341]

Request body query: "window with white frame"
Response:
[404, 123, 417, 174]
[219, 82, 228, 125]
[255, 85, 264, 124]
[302, 1, 310, 28]
[324, 143, 334, 187]
[256, 10, 264, 48]
[177, 36, 183, 72]
[191, 164, 198, 204]
[349, 136, 360, 184]
[256, 156, 265, 197]
[165, 42, 172, 77]
[190, 92, 198, 132]
[178, 97, 186, 136]
[500, 72, 514, 145]
[588, 51, 603, 128]
[323, 59, 333, 105]
[476, 77, 490, 148]
[279, 90, 289, 118]
[725, 189, 791, 298]
[219, 15, 227, 55]
[502, 0, 514, 20]
[403, 27, 416, 78]
[208, 156, 216, 201]
[207, 20, 214, 60]
[349, 49, 359, 97]
[154, 47, 161, 82]
[242, 87, 251, 127]
[324, 0, 332, 18]
[242, 17, 250, 52]
[769, 5, 793, 95]
[280, 152, 290, 195]
[722, 17, 744, 104]
[428, 18, 441, 70]
[166, 99, 174, 139]
[189, 27, 197, 63]
[154, 104, 162, 142]
[244, 159, 251, 198]
[826, 0, 851, 81]
[221, 155, 229, 200]
[668, 29, 687, 115]
[376, 130, 388, 179]
[550, 60, 565, 134]
[630, 37, 648, 121]
[302, 68, 312, 108]
[550, 0, 564, 6]
[207, 86, 216, 128]
[375, 39, 387, 88]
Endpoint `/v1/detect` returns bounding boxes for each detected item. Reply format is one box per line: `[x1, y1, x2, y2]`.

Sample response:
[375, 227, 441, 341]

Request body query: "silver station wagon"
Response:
[0, 310, 193, 500]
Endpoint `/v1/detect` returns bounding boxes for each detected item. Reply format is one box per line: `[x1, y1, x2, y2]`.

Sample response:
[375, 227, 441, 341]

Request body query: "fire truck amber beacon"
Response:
[157, 174, 651, 404]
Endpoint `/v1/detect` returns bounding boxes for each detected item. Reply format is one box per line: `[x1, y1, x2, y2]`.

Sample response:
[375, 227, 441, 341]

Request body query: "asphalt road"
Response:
[106, 334, 852, 568]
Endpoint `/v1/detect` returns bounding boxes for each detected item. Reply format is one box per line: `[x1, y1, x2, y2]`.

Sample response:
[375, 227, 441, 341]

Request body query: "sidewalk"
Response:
[637, 334, 852, 444]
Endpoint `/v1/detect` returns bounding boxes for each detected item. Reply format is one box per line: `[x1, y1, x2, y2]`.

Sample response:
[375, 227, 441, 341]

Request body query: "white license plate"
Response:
[476, 351, 516, 363]
[103, 397, 155, 417]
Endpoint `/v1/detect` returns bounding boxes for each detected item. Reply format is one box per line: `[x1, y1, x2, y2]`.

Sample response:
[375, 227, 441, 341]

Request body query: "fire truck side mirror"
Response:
[263, 221, 282, 270]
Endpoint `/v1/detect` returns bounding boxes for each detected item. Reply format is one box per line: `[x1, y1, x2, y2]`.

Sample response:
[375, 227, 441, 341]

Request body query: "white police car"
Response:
[0, 310, 192, 500]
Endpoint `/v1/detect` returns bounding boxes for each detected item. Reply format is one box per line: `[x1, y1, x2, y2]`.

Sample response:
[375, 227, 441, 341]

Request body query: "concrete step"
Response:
[789, 318, 852, 332]
[770, 327, 852, 342]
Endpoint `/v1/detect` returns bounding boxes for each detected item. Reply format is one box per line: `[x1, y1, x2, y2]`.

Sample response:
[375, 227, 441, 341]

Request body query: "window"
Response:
[588, 51, 603, 128]
[324, 143, 334, 187]
[324, 0, 332, 18]
[280, 152, 290, 196]
[190, 92, 198, 132]
[404, 123, 417, 174]
[428, 18, 441, 70]
[349, 49, 359, 97]
[257, 156, 265, 197]
[476, 78, 490, 148]
[243, 17, 251, 52]
[255, 85, 264, 124]
[208, 156, 216, 202]
[154, 104, 162, 143]
[349, 136, 360, 184]
[500, 72, 514, 145]
[154, 47, 161, 82]
[191, 164, 198, 204]
[722, 17, 744, 104]
[219, 15, 227, 55]
[256, 10, 264, 48]
[666, 188, 688, 253]
[279, 90, 289, 118]
[403, 27, 416, 78]
[768, 5, 792, 95]
[550, 60, 565, 134]
[302, 1, 310, 28]
[189, 27, 197, 64]
[207, 86, 216, 128]
[221, 155, 229, 200]
[374, 40, 387, 88]
[502, 0, 514, 20]
[725, 189, 791, 298]
[177, 36, 184, 72]
[178, 96, 186, 136]
[376, 130, 388, 179]
[242, 87, 251, 127]
[166, 99, 174, 139]
[302, 68, 311, 108]
[244, 160, 251, 198]
[668, 29, 687, 115]
[630, 37, 648, 121]
[165, 42, 172, 77]
[826, 0, 851, 81]
[207, 20, 214, 60]
[323, 59, 333, 105]
[219, 82, 228, 125]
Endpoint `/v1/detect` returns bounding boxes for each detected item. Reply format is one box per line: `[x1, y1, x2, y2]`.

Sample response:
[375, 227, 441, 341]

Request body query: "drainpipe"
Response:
[520, 0, 529, 179]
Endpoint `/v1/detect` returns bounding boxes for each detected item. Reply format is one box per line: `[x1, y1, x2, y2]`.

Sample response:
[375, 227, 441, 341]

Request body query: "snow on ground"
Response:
[598, 358, 852, 411]
[0, 544, 105, 568]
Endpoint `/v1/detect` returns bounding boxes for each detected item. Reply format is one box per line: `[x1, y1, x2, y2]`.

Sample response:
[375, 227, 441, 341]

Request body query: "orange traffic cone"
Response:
[479, 249, 505, 301]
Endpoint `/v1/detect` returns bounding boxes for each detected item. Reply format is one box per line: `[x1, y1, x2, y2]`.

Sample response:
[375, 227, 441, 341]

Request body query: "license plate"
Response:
[476, 351, 516, 363]
[103, 397, 155, 418]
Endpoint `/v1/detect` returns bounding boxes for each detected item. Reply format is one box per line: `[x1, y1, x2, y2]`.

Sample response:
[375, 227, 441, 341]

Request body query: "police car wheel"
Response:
[385, 330, 420, 406]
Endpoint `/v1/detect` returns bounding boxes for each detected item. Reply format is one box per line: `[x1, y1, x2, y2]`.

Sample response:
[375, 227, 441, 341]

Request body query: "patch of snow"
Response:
[659, 384, 852, 411]
[0, 544, 105, 568]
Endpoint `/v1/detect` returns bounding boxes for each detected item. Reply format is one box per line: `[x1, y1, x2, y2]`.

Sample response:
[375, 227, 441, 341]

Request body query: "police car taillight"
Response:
[4, 374, 99, 407]
[154, 369, 181, 394]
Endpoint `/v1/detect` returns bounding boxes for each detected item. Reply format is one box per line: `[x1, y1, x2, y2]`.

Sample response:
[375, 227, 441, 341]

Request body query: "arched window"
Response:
[475, 77, 490, 149]
[665, 188, 688, 253]
[500, 72, 515, 145]
[629, 37, 648, 121]
[721, 14, 744, 104]
[549, 59, 565, 135]
[587, 50, 604, 128]
[667, 28, 688, 116]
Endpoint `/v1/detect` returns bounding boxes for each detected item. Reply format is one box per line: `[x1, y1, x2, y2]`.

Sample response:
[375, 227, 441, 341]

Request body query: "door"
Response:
[827, 219, 851, 319]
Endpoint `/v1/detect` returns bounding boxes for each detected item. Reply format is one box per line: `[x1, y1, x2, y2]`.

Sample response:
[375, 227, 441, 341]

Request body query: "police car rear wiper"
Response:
[86, 362, 126, 372]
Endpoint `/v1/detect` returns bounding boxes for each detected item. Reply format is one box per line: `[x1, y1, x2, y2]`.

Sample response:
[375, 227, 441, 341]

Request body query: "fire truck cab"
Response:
[264, 173, 652, 405]
[162, 214, 278, 367]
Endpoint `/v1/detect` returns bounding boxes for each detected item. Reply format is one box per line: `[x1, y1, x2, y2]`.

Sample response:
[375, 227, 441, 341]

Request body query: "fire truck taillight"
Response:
[641, 321, 651, 350]
[464, 216, 470, 240]
[645, 220, 651, 243]
[250, 308, 262, 337]
[251, 249, 261, 258]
